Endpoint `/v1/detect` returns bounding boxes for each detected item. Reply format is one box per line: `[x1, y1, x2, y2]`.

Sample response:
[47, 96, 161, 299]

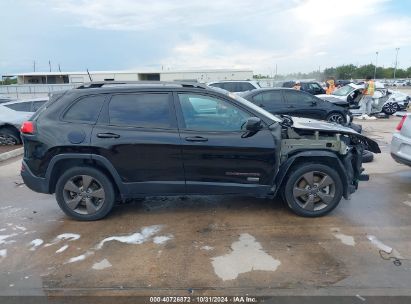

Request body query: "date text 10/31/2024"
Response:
[149, 296, 258, 303]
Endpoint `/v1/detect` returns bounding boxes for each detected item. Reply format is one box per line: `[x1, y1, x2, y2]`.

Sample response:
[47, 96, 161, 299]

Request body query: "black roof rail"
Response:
[76, 81, 208, 89]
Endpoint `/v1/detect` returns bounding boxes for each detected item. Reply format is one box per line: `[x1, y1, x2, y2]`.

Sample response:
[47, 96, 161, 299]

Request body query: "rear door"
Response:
[174, 92, 277, 195]
[91, 92, 185, 196]
[251, 90, 286, 114]
[283, 90, 326, 119]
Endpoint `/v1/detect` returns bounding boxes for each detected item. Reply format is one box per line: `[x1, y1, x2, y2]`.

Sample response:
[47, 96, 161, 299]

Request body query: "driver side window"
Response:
[177, 93, 251, 131]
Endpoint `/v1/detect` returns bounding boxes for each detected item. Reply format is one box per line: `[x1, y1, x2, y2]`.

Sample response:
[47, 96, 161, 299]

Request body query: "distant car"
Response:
[391, 115, 411, 166]
[208, 81, 261, 93]
[0, 97, 48, 145]
[240, 88, 352, 125]
[282, 81, 326, 95]
[0, 97, 16, 104]
[317, 83, 402, 115]
[392, 80, 407, 87]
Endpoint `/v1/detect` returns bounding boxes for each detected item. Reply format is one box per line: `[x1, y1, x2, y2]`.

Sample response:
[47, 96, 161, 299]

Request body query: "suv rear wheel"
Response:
[55, 167, 115, 221]
[283, 163, 343, 217]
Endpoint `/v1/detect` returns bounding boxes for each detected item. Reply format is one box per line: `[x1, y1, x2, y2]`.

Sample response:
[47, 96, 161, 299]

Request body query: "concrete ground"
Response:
[0, 116, 411, 299]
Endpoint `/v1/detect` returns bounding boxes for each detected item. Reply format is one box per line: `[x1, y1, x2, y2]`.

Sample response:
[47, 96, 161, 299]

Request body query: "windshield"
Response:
[332, 85, 355, 96]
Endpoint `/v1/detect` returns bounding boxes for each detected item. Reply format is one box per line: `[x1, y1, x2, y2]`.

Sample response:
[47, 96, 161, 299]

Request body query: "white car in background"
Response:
[0, 97, 48, 145]
[208, 80, 262, 93]
[317, 82, 407, 115]
[391, 115, 411, 166]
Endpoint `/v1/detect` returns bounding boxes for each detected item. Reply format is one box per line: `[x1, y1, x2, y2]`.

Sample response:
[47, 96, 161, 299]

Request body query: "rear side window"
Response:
[239, 82, 256, 92]
[253, 91, 284, 110]
[4, 102, 32, 112]
[108, 93, 172, 128]
[284, 90, 317, 104]
[63, 95, 105, 123]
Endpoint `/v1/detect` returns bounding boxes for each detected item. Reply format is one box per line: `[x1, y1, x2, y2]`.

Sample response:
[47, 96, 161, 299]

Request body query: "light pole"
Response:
[394, 47, 400, 79]
[373, 51, 378, 80]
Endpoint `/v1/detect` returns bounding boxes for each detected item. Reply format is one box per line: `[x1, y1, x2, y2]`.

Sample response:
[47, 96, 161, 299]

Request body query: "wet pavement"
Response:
[0, 116, 411, 297]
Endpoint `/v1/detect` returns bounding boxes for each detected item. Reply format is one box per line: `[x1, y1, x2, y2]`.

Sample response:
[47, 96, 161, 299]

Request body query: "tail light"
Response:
[396, 115, 407, 131]
[21, 121, 35, 134]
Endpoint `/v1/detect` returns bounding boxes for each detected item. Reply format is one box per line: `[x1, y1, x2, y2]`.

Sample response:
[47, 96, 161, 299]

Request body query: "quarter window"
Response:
[63, 95, 105, 123]
[109, 93, 171, 128]
[178, 93, 251, 131]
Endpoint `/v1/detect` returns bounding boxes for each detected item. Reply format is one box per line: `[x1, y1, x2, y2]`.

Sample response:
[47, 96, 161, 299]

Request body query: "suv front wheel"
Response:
[283, 163, 343, 217]
[55, 167, 116, 221]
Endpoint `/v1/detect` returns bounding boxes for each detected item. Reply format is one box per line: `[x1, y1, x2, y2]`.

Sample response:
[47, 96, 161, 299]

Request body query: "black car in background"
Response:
[282, 81, 325, 95]
[241, 88, 352, 125]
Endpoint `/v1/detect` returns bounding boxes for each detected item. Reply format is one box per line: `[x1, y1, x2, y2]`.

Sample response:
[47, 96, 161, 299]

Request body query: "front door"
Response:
[283, 90, 325, 119]
[174, 92, 278, 195]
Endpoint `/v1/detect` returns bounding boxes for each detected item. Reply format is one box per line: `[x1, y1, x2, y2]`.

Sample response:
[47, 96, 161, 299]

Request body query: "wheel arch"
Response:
[46, 154, 126, 197]
[274, 150, 349, 199]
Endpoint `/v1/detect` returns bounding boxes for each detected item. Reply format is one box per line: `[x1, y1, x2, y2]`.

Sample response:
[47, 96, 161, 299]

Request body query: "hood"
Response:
[290, 117, 381, 153]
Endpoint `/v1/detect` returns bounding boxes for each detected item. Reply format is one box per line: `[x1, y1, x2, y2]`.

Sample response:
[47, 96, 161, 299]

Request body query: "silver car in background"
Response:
[391, 115, 411, 166]
[0, 97, 48, 145]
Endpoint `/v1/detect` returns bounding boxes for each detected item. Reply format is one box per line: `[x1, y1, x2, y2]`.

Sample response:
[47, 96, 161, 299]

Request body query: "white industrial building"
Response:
[2, 69, 253, 85]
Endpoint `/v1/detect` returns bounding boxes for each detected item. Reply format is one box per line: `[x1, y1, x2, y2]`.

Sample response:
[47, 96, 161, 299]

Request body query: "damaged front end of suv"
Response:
[274, 116, 380, 201]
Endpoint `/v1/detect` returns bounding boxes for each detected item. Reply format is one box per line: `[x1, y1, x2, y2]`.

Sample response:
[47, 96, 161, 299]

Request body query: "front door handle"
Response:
[97, 132, 120, 139]
[185, 136, 208, 142]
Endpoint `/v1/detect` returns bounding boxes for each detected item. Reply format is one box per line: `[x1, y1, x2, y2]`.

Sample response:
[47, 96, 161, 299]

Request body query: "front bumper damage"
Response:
[278, 118, 380, 199]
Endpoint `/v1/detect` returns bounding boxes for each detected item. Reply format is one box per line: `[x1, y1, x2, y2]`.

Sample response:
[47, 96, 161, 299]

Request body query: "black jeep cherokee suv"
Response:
[20, 82, 380, 220]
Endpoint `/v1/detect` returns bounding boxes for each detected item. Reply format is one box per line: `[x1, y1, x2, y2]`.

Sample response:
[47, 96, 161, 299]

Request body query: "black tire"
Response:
[283, 163, 343, 217]
[362, 150, 374, 163]
[382, 102, 397, 115]
[0, 127, 21, 145]
[326, 112, 346, 125]
[55, 166, 116, 221]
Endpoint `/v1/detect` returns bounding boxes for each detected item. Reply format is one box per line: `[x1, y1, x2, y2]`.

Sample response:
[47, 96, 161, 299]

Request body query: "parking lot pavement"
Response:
[1, 117, 411, 297]
[0, 145, 22, 155]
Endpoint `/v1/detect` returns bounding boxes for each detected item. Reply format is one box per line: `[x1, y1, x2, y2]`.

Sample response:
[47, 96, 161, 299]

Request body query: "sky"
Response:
[1, 0, 411, 76]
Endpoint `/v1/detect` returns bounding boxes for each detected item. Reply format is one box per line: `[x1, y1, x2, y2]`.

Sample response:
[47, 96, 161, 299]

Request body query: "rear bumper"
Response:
[391, 132, 411, 166]
[391, 152, 411, 167]
[21, 160, 50, 194]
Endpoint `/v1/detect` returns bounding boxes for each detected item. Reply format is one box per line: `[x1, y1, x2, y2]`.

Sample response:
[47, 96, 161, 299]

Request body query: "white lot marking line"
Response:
[356, 295, 366, 301]
[0, 249, 7, 259]
[96, 225, 163, 249]
[29, 239, 44, 251]
[0, 229, 6, 232]
[92, 258, 112, 270]
[402, 201, 411, 207]
[65, 225, 170, 264]
[201, 246, 214, 251]
[14, 226, 26, 231]
[153, 235, 173, 245]
[55, 245, 69, 254]
[331, 228, 355, 246]
[211, 233, 281, 281]
[0, 234, 18, 245]
[366, 235, 403, 259]
[65, 251, 93, 264]
[44, 233, 81, 247]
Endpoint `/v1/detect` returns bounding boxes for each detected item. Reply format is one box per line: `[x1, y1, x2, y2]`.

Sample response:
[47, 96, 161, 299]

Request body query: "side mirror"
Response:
[311, 100, 317, 105]
[245, 117, 263, 132]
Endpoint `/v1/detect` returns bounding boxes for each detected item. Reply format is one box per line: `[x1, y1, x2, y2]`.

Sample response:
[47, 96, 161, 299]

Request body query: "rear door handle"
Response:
[97, 132, 120, 139]
[185, 136, 208, 142]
